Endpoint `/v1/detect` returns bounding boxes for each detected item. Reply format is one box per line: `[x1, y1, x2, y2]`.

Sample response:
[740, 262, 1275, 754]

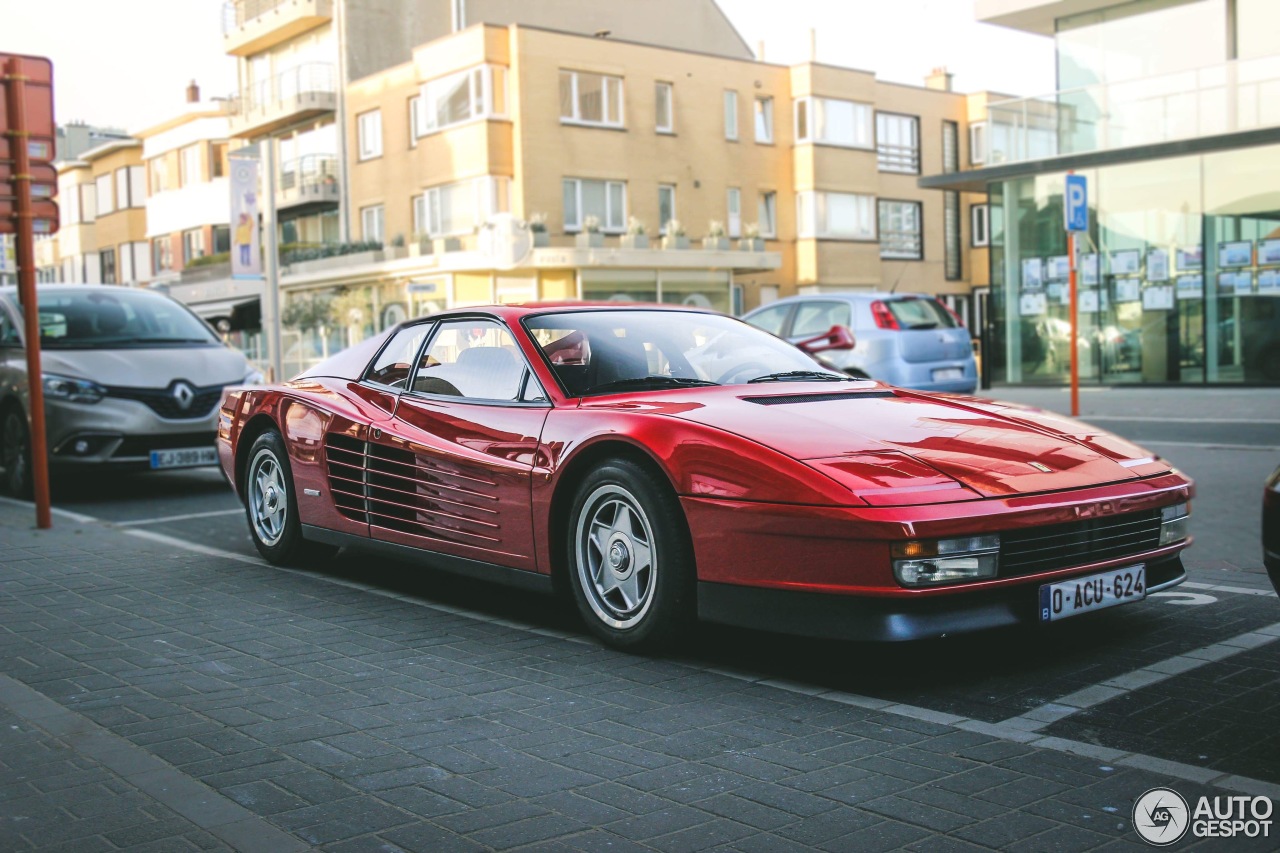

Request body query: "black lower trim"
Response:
[697, 556, 1186, 643]
[300, 525, 554, 594]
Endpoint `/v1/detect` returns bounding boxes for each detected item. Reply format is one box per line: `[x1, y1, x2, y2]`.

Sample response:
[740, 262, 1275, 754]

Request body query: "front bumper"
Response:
[45, 397, 220, 468]
[698, 554, 1186, 642]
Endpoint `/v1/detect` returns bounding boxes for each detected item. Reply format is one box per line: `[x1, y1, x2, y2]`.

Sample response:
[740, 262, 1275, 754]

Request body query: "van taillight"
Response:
[871, 300, 900, 330]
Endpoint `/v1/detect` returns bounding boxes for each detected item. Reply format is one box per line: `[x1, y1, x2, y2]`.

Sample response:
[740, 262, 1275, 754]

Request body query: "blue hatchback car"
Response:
[742, 292, 978, 393]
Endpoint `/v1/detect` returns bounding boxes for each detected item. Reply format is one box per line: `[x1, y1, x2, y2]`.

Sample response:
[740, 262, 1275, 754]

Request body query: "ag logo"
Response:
[1133, 787, 1190, 846]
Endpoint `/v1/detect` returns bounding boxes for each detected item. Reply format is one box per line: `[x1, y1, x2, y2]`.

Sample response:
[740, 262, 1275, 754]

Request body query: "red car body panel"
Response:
[218, 303, 1194, 641]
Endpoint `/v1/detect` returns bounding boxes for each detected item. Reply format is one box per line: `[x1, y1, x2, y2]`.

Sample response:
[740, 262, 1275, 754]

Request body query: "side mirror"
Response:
[796, 324, 855, 355]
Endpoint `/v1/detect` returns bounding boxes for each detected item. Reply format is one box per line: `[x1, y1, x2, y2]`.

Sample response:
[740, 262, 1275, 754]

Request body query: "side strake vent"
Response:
[323, 433, 500, 544]
[745, 391, 896, 406]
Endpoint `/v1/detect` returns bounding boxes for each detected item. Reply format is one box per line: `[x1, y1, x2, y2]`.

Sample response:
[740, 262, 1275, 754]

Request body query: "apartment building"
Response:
[926, 0, 1280, 387]
[137, 94, 234, 282]
[47, 141, 148, 286]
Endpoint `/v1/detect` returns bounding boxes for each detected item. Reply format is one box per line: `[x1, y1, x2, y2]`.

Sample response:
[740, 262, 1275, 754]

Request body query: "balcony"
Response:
[983, 56, 1280, 166]
[229, 63, 337, 138]
[277, 154, 339, 211]
[222, 0, 333, 56]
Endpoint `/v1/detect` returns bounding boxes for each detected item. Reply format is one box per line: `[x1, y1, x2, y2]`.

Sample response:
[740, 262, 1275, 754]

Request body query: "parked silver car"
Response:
[743, 292, 977, 393]
[0, 284, 258, 496]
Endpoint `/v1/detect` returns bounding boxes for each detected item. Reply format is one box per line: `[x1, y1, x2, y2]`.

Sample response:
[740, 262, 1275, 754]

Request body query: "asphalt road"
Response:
[35, 389, 1280, 791]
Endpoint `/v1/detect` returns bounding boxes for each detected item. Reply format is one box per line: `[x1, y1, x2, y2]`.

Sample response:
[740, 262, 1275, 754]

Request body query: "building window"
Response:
[424, 176, 510, 237]
[358, 110, 383, 160]
[95, 174, 114, 216]
[100, 248, 116, 284]
[796, 191, 875, 240]
[413, 193, 427, 236]
[658, 184, 676, 234]
[149, 157, 168, 194]
[211, 143, 227, 178]
[727, 187, 741, 238]
[876, 112, 920, 174]
[562, 178, 626, 233]
[942, 120, 959, 174]
[754, 96, 774, 144]
[758, 191, 777, 238]
[794, 97, 873, 149]
[944, 192, 961, 280]
[182, 229, 205, 265]
[213, 225, 231, 254]
[559, 70, 623, 128]
[180, 144, 201, 186]
[361, 204, 385, 243]
[152, 237, 172, 273]
[969, 121, 987, 165]
[120, 242, 134, 283]
[418, 65, 507, 136]
[878, 200, 923, 260]
[971, 203, 990, 247]
[115, 166, 145, 209]
[724, 90, 738, 141]
[115, 168, 130, 210]
[655, 81, 673, 133]
[79, 184, 96, 222]
[408, 95, 422, 146]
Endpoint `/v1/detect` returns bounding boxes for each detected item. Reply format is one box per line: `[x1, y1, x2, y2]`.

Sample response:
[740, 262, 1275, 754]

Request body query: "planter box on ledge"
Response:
[620, 234, 649, 249]
[738, 238, 765, 252]
[662, 235, 690, 250]
[532, 232, 551, 247]
[702, 237, 730, 251]
[433, 237, 463, 253]
[575, 232, 604, 249]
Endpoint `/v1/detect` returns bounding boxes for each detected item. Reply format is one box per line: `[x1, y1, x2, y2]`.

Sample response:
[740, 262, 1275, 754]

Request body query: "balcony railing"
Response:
[280, 154, 337, 191]
[984, 56, 1280, 165]
[229, 63, 336, 135]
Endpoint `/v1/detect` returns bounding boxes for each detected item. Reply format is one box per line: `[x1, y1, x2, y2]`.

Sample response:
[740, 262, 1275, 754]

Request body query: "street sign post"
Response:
[1064, 173, 1088, 417]
[2, 53, 58, 529]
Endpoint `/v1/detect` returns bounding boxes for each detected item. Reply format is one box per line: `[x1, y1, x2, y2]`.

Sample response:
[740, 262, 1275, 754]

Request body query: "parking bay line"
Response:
[37, 508, 1280, 801]
[114, 508, 244, 527]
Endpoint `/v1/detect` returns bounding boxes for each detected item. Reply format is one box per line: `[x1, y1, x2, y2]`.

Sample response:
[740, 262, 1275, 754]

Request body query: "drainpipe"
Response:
[334, 0, 351, 243]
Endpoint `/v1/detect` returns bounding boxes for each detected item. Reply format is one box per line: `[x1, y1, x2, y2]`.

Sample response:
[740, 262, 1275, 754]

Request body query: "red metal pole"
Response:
[5, 58, 53, 528]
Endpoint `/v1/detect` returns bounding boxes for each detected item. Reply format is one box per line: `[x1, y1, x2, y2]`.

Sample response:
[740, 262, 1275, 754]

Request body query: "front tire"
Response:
[1, 407, 32, 499]
[244, 430, 336, 566]
[568, 459, 694, 652]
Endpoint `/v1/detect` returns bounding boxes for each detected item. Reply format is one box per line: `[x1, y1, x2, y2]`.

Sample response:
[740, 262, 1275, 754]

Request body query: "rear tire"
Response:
[1, 407, 32, 499]
[567, 459, 695, 652]
[244, 429, 337, 566]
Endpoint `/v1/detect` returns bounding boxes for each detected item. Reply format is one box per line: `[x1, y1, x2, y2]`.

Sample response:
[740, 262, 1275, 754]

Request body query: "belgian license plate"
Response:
[150, 447, 219, 470]
[933, 367, 964, 381]
[1039, 565, 1145, 622]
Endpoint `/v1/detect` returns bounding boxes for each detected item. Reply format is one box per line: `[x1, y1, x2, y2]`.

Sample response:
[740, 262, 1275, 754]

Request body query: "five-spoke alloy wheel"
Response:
[243, 429, 336, 565]
[568, 459, 693, 651]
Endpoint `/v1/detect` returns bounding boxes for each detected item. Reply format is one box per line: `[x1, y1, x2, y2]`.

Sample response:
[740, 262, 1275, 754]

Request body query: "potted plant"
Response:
[409, 232, 432, 256]
[432, 234, 463, 253]
[576, 215, 604, 249]
[620, 216, 649, 249]
[662, 219, 689, 250]
[739, 222, 765, 252]
[703, 220, 730, 251]
[528, 212, 550, 247]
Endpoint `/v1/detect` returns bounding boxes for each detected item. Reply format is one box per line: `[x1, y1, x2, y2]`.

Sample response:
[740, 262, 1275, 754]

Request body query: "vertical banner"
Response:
[229, 155, 262, 278]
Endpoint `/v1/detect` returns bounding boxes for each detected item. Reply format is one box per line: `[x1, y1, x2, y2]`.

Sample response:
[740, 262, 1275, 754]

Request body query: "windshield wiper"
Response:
[586, 376, 719, 394]
[109, 336, 215, 345]
[747, 370, 850, 384]
[904, 322, 939, 330]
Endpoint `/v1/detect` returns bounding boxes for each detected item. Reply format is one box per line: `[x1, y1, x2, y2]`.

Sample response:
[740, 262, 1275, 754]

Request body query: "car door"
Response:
[368, 317, 551, 572]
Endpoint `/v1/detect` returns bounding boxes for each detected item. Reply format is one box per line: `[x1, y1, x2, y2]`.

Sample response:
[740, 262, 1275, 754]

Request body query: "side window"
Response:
[791, 302, 852, 337]
[412, 319, 526, 402]
[365, 323, 432, 388]
[0, 308, 18, 345]
[745, 303, 791, 336]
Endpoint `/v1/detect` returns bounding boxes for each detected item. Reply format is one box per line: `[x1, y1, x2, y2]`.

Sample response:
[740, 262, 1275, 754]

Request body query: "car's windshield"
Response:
[525, 310, 845, 396]
[11, 290, 220, 349]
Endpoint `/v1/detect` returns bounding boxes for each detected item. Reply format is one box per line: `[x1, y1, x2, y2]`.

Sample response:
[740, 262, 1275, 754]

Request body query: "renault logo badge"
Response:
[172, 381, 196, 411]
[1028, 461, 1052, 473]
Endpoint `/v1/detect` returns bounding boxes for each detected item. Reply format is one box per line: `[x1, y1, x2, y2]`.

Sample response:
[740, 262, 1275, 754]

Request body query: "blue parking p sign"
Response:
[1065, 174, 1088, 232]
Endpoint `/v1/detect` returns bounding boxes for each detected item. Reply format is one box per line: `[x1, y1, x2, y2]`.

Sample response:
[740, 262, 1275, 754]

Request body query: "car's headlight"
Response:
[242, 368, 265, 385]
[893, 535, 1000, 586]
[1159, 502, 1190, 546]
[42, 374, 106, 403]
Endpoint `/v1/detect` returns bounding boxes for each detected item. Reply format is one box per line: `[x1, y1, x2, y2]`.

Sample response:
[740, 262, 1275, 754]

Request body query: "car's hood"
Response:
[38, 346, 248, 388]
[606, 384, 1162, 499]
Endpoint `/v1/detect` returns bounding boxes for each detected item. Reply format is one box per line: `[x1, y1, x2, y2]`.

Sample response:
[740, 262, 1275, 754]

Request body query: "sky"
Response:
[0, 0, 1056, 132]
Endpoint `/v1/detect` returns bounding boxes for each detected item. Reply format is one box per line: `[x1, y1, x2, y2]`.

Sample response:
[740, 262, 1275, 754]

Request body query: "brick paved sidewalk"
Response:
[0, 504, 1272, 852]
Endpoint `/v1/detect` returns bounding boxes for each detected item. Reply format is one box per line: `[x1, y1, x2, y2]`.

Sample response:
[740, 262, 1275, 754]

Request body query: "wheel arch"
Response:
[233, 412, 281, 499]
[546, 437, 687, 597]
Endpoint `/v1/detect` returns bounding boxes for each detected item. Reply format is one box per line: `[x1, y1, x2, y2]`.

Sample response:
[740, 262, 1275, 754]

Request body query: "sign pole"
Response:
[1064, 171, 1088, 419]
[4, 57, 52, 528]
[1068, 228, 1079, 418]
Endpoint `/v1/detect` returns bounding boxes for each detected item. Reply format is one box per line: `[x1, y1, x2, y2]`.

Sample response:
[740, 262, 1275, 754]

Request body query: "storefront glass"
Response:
[990, 144, 1280, 385]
